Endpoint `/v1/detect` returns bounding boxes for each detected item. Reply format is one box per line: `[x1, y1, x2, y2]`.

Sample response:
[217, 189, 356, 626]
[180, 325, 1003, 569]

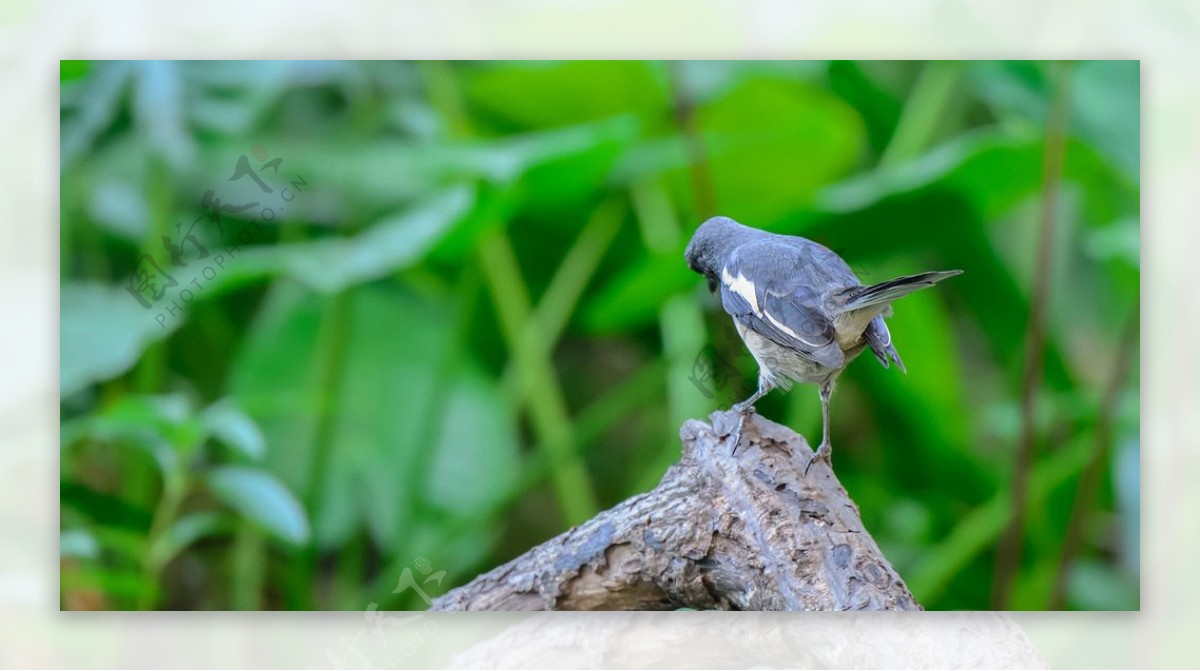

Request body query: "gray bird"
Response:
[685, 216, 962, 473]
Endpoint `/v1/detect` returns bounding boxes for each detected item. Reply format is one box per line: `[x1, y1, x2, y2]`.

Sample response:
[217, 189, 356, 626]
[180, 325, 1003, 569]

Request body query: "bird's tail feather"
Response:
[834, 270, 962, 314]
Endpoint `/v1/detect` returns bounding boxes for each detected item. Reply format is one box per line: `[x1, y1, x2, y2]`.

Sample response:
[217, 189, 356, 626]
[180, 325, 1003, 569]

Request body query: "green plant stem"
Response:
[879, 61, 964, 168]
[499, 197, 625, 399]
[992, 61, 1072, 609]
[477, 230, 598, 525]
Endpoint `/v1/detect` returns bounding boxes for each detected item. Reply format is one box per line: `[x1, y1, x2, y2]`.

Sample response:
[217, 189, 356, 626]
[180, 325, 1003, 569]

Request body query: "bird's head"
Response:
[685, 216, 755, 293]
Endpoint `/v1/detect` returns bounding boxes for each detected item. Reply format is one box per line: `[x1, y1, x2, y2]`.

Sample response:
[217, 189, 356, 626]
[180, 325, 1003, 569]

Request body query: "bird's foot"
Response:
[804, 441, 833, 477]
[724, 402, 755, 456]
[729, 409, 751, 456]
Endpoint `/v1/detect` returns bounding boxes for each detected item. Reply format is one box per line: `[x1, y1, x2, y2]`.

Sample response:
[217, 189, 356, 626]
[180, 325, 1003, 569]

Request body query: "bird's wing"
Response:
[719, 242, 845, 369]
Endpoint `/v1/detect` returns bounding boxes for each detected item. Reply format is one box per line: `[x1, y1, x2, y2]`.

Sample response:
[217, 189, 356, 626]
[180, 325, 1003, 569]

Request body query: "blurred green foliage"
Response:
[59, 60, 1139, 611]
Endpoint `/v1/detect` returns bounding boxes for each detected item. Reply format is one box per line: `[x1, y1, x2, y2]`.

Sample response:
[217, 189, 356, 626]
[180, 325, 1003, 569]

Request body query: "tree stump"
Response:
[431, 410, 920, 611]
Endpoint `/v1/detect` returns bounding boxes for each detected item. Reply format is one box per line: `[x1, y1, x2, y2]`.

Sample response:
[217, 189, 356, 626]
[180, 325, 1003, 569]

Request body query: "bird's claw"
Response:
[729, 410, 750, 456]
[804, 442, 832, 477]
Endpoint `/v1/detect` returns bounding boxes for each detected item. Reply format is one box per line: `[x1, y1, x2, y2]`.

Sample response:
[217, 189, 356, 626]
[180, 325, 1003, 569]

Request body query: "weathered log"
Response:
[431, 410, 920, 611]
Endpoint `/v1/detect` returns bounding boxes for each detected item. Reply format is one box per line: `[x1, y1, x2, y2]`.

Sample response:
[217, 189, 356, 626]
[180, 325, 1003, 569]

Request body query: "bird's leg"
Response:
[729, 375, 772, 455]
[805, 379, 835, 476]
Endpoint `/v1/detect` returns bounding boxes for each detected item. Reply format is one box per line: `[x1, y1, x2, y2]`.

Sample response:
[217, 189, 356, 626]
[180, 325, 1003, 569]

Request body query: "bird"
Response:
[684, 216, 962, 474]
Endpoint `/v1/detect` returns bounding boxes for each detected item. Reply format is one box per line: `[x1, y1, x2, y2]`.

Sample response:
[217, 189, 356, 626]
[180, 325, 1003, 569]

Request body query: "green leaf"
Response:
[582, 249, 697, 333]
[207, 187, 475, 296]
[691, 76, 866, 222]
[816, 130, 1137, 225]
[817, 130, 1023, 214]
[463, 61, 669, 130]
[427, 182, 517, 263]
[89, 525, 150, 563]
[60, 282, 181, 397]
[231, 283, 452, 550]
[201, 399, 267, 461]
[826, 60, 905, 156]
[424, 367, 520, 515]
[517, 125, 635, 212]
[96, 393, 192, 428]
[674, 61, 827, 105]
[206, 466, 309, 546]
[61, 394, 201, 474]
[229, 282, 520, 555]
[87, 173, 149, 242]
[149, 511, 238, 568]
[202, 117, 641, 223]
[172, 121, 640, 299]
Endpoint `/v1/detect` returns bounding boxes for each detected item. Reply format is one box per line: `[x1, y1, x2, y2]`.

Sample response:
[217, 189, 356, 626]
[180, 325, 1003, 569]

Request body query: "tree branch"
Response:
[431, 411, 920, 611]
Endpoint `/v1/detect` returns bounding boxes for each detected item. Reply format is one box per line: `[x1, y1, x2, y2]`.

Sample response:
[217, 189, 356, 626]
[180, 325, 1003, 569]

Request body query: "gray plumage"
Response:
[685, 216, 962, 472]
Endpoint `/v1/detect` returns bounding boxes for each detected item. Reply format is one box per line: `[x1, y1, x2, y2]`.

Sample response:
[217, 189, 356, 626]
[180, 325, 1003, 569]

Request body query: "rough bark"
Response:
[431, 410, 920, 611]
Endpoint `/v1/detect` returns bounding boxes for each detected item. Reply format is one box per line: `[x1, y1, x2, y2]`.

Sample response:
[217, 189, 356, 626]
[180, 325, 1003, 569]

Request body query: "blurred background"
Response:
[59, 60, 1139, 611]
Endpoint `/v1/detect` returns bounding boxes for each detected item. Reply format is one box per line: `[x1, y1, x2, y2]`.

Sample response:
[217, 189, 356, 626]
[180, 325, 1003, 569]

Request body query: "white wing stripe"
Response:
[721, 267, 760, 314]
